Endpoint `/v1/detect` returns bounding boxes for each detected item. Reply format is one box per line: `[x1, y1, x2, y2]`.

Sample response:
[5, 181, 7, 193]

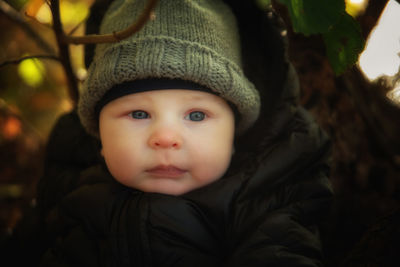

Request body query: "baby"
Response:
[77, 0, 261, 196]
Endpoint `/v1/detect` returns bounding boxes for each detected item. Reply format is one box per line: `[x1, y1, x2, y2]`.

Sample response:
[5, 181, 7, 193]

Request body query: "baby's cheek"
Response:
[194, 141, 232, 176]
[196, 154, 231, 184]
[104, 150, 135, 179]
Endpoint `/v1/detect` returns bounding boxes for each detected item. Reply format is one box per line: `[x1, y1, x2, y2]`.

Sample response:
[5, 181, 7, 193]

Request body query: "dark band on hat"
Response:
[95, 78, 216, 117]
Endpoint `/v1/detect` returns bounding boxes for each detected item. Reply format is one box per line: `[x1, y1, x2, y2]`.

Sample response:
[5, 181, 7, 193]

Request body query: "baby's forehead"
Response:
[113, 89, 228, 106]
[130, 88, 217, 98]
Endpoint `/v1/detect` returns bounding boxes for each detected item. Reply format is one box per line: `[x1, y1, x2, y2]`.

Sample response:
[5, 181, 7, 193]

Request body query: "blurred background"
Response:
[0, 0, 91, 238]
[1, 0, 400, 266]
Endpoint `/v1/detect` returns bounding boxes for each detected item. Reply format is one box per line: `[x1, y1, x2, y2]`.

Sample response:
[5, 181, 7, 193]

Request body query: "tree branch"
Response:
[46, 0, 158, 105]
[340, 67, 400, 164]
[0, 0, 56, 55]
[50, 0, 79, 105]
[62, 0, 158, 45]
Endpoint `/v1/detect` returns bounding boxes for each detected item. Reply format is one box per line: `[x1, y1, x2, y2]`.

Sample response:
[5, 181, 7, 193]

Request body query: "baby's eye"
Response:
[185, 111, 206, 121]
[130, 110, 149, 119]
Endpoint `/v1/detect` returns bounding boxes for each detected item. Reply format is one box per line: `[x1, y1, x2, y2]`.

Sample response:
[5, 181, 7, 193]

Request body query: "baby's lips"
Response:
[146, 165, 187, 178]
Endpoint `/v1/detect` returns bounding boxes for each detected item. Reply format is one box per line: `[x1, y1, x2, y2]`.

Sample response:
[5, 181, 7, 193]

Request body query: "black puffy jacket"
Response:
[39, 61, 333, 266]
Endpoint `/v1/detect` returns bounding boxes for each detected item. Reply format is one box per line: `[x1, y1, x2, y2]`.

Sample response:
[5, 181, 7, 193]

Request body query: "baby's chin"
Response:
[140, 186, 193, 196]
[129, 179, 200, 196]
[115, 171, 224, 196]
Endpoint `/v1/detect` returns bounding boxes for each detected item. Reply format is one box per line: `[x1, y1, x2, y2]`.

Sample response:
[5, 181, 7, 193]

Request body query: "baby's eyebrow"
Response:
[120, 94, 154, 105]
[183, 95, 206, 101]
[181, 93, 219, 103]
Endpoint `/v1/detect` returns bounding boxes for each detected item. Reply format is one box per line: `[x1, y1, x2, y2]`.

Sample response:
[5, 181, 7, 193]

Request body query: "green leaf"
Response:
[323, 13, 365, 75]
[277, 0, 345, 35]
[256, 0, 272, 10]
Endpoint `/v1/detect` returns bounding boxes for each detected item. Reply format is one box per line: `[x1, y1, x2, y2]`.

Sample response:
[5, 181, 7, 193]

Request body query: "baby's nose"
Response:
[148, 127, 182, 149]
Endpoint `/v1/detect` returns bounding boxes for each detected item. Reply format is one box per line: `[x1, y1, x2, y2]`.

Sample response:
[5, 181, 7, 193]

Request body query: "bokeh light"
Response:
[358, 0, 400, 81]
[17, 57, 45, 87]
[345, 0, 369, 17]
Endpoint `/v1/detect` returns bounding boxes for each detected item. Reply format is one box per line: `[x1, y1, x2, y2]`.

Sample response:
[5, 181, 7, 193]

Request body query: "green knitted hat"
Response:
[78, 0, 260, 136]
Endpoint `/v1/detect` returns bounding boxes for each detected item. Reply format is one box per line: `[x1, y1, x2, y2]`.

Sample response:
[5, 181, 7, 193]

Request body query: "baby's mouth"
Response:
[146, 165, 187, 178]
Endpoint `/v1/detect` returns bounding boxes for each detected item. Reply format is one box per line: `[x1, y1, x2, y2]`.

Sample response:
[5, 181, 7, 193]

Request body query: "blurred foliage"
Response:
[277, 0, 345, 34]
[323, 13, 365, 75]
[5, 0, 29, 10]
[34, 0, 89, 26]
[256, 0, 272, 9]
[276, 0, 365, 74]
[0, 0, 91, 231]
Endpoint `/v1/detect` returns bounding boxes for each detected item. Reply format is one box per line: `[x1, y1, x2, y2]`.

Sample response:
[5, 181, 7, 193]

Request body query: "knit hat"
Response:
[78, 0, 260, 136]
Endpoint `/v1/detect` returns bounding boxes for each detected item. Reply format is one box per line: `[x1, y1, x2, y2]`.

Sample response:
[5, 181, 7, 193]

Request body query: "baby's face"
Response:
[99, 89, 235, 195]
